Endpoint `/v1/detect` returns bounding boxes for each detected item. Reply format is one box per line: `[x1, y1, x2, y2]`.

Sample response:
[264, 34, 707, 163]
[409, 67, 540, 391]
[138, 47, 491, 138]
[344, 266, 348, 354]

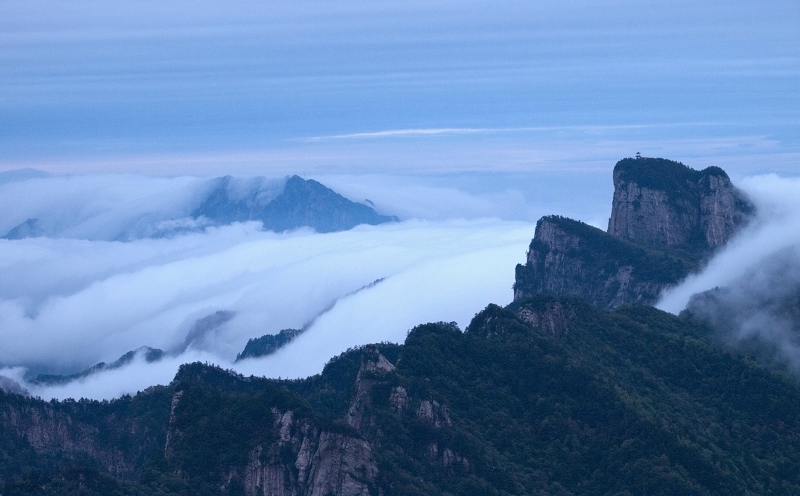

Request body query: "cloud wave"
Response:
[0, 173, 537, 399]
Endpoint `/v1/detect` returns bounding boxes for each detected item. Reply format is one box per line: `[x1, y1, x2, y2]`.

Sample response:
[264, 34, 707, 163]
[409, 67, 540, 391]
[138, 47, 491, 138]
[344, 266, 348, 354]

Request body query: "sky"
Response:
[1, 0, 797, 180]
[0, 1, 798, 399]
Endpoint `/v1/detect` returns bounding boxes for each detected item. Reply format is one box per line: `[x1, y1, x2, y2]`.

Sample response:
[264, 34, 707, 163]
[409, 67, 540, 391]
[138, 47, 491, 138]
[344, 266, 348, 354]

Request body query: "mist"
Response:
[0, 172, 539, 400]
[658, 174, 800, 368]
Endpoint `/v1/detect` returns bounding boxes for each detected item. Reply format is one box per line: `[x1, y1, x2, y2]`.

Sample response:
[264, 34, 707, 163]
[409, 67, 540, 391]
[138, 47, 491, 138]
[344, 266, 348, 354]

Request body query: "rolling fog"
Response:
[658, 174, 800, 369]
[0, 173, 541, 399]
[0, 171, 797, 400]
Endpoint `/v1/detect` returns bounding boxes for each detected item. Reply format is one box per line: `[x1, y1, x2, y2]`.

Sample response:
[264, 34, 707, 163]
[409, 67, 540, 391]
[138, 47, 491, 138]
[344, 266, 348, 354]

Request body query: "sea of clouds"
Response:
[0, 172, 541, 400]
[1, 170, 798, 400]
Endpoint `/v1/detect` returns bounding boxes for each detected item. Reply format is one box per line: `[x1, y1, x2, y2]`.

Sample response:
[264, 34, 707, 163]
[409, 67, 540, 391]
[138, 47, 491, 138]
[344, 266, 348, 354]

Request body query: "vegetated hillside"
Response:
[2, 296, 799, 495]
[236, 328, 302, 361]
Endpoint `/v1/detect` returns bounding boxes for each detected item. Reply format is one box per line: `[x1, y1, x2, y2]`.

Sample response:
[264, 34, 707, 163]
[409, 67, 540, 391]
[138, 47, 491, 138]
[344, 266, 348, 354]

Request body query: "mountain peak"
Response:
[515, 157, 752, 308]
[193, 174, 398, 233]
[609, 157, 752, 251]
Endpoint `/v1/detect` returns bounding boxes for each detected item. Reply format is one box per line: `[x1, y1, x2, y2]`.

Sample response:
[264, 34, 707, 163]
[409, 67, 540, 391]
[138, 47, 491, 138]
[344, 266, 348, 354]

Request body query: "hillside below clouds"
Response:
[4, 157, 800, 496]
[1, 174, 397, 241]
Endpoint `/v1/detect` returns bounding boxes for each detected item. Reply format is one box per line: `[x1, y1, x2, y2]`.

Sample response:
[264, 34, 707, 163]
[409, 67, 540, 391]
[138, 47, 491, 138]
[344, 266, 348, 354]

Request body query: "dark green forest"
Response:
[3, 296, 799, 495]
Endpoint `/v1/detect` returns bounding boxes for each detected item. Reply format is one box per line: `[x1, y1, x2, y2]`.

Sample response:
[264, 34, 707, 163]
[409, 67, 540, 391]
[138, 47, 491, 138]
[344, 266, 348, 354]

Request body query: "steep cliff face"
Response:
[346, 346, 396, 432]
[162, 363, 380, 496]
[1, 400, 131, 476]
[515, 157, 753, 308]
[234, 409, 377, 496]
[608, 158, 752, 251]
[0, 387, 172, 480]
[514, 216, 691, 308]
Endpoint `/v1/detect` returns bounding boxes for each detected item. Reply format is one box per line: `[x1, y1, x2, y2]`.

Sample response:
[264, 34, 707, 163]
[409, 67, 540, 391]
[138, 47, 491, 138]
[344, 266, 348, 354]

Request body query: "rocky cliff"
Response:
[515, 157, 753, 308]
[158, 362, 381, 496]
[219, 409, 377, 496]
[608, 157, 752, 251]
[0, 386, 172, 480]
[514, 216, 692, 308]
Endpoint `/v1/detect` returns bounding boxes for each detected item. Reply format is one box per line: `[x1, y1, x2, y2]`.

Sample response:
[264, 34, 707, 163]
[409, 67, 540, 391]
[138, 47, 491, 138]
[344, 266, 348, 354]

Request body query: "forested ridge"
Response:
[2, 296, 799, 495]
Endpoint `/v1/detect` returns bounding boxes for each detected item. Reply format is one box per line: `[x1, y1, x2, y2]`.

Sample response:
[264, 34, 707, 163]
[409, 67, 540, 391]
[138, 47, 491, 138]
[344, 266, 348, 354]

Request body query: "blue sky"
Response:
[1, 0, 798, 178]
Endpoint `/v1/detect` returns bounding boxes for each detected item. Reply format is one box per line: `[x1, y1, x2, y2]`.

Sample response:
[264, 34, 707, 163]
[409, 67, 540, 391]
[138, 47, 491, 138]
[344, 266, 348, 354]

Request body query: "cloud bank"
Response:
[658, 174, 800, 368]
[0, 173, 537, 400]
[658, 174, 800, 313]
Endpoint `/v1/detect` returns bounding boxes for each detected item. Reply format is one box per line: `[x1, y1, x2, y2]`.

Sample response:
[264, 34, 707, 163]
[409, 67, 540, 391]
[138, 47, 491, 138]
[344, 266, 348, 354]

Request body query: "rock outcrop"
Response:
[515, 157, 754, 308]
[514, 216, 691, 308]
[238, 409, 378, 496]
[608, 157, 752, 251]
[346, 346, 396, 432]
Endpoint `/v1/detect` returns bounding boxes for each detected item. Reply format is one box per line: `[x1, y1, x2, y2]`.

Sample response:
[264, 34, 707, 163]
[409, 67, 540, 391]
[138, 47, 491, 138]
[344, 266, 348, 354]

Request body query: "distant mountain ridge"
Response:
[1, 174, 398, 240]
[193, 175, 398, 234]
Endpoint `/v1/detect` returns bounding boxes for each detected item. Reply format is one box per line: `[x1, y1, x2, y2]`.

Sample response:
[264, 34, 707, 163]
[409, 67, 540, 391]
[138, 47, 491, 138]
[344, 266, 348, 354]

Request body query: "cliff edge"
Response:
[608, 157, 752, 252]
[515, 157, 754, 308]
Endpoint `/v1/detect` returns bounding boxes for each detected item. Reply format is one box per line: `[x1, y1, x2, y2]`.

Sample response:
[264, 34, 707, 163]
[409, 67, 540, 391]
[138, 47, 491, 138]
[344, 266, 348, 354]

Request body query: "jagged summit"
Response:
[515, 157, 753, 308]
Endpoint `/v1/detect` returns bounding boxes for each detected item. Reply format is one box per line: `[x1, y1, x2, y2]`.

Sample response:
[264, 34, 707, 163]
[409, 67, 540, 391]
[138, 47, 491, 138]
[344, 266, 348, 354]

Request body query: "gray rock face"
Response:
[346, 346, 396, 432]
[608, 157, 752, 251]
[239, 409, 377, 496]
[514, 216, 688, 308]
[1, 403, 129, 476]
[515, 157, 753, 308]
[514, 299, 576, 336]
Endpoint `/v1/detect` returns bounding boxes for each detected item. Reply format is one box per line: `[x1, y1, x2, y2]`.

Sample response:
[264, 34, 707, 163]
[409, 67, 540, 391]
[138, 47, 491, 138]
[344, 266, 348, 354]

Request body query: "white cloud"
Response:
[0, 173, 538, 399]
[658, 174, 800, 314]
[10, 219, 534, 400]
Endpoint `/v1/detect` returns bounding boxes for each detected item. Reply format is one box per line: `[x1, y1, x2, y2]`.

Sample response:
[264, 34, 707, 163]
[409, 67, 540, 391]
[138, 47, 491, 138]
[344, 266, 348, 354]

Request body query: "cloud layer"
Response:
[658, 174, 800, 313]
[658, 174, 800, 368]
[0, 173, 538, 400]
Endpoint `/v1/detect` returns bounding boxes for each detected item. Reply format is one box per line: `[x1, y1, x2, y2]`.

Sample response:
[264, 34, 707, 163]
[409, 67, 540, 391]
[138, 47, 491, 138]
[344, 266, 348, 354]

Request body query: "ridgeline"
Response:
[2, 157, 797, 496]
